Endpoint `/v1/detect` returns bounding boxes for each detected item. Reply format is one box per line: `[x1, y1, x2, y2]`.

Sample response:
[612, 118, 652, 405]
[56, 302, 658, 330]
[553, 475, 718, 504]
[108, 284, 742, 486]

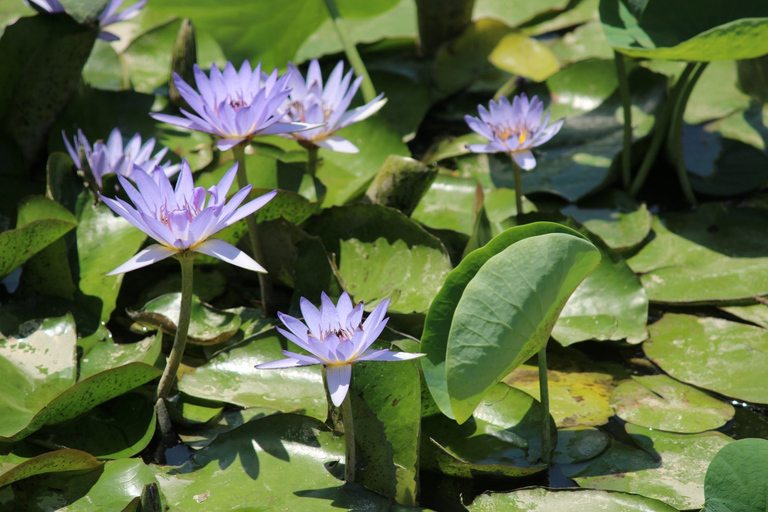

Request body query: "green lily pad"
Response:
[177, 406, 275, 449]
[503, 364, 615, 428]
[468, 487, 679, 511]
[318, 117, 410, 207]
[0, 196, 77, 279]
[599, 0, 768, 61]
[702, 438, 768, 512]
[75, 193, 147, 324]
[474, 0, 570, 29]
[7, 457, 163, 511]
[352, 358, 422, 505]
[79, 331, 163, 380]
[30, 391, 156, 459]
[685, 60, 752, 125]
[178, 329, 327, 420]
[566, 424, 732, 510]
[628, 204, 768, 304]
[550, 20, 614, 65]
[488, 32, 560, 82]
[130, 292, 241, 346]
[0, 449, 102, 488]
[152, 414, 394, 511]
[561, 190, 652, 252]
[645, 314, 768, 405]
[410, 174, 478, 235]
[173, 393, 224, 426]
[720, 303, 768, 329]
[304, 204, 452, 315]
[421, 383, 552, 478]
[611, 375, 735, 434]
[553, 427, 611, 464]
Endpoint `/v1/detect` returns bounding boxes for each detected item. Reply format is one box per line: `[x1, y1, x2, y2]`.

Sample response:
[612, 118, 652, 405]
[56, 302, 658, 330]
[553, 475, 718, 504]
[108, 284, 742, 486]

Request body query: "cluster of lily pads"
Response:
[1, 0, 768, 511]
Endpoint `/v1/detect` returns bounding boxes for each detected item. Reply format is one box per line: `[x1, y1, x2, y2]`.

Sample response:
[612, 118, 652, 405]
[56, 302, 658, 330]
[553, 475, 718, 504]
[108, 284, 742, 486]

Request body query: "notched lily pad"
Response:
[129, 292, 241, 346]
[611, 374, 735, 434]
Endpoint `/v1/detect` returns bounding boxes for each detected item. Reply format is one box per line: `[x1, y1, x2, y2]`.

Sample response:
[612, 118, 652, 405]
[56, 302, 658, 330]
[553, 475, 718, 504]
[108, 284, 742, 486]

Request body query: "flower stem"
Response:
[629, 63, 696, 197]
[322, 0, 377, 103]
[156, 253, 195, 401]
[510, 155, 524, 216]
[341, 388, 356, 483]
[614, 50, 632, 191]
[232, 143, 275, 316]
[538, 343, 552, 467]
[667, 62, 707, 206]
[306, 144, 319, 178]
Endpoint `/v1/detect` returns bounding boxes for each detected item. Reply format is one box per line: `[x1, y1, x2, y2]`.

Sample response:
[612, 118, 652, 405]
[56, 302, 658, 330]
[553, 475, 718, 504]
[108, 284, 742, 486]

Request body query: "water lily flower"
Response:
[465, 93, 564, 170]
[256, 292, 424, 406]
[25, 0, 146, 41]
[151, 61, 315, 151]
[99, 159, 276, 275]
[281, 59, 387, 153]
[63, 128, 179, 188]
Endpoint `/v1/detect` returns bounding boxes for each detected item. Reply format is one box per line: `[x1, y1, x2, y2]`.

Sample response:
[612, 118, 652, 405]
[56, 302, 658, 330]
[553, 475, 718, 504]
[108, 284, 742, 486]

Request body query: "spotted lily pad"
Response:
[565, 424, 732, 510]
[645, 314, 768, 405]
[611, 375, 735, 434]
[129, 292, 241, 346]
[0, 449, 102, 488]
[79, 331, 163, 380]
[628, 204, 768, 304]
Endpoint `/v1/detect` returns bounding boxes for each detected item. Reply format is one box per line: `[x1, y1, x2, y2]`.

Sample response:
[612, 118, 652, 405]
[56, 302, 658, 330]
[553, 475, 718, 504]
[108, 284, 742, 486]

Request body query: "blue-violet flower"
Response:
[256, 292, 424, 406]
[25, 0, 146, 41]
[465, 93, 563, 170]
[64, 127, 179, 188]
[282, 59, 387, 153]
[100, 159, 276, 275]
[151, 61, 314, 151]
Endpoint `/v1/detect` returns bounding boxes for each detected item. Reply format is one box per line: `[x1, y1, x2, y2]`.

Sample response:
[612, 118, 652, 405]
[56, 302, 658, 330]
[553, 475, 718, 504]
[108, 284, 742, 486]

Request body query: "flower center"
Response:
[228, 96, 248, 112]
[494, 124, 530, 147]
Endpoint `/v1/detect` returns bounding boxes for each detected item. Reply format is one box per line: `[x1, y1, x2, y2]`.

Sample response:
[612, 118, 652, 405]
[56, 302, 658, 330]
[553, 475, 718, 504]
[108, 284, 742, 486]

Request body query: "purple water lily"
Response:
[281, 59, 387, 153]
[63, 128, 179, 188]
[465, 93, 564, 170]
[25, 0, 146, 41]
[100, 159, 276, 275]
[256, 292, 424, 406]
[151, 61, 315, 151]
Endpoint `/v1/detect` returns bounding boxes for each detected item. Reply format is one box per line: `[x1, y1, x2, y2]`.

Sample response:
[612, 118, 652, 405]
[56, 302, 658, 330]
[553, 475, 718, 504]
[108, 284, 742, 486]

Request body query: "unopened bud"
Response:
[169, 19, 197, 110]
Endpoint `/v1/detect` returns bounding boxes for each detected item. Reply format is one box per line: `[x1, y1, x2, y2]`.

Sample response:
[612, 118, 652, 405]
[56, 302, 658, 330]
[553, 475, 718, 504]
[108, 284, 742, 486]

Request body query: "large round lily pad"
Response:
[469, 487, 679, 512]
[611, 374, 735, 433]
[645, 314, 768, 405]
[628, 204, 768, 304]
[565, 424, 732, 510]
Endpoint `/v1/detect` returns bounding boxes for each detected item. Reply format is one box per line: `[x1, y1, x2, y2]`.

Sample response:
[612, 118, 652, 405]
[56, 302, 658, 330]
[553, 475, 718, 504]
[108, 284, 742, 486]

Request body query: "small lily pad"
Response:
[554, 426, 611, 464]
[129, 293, 241, 346]
[421, 383, 552, 478]
[645, 314, 768, 405]
[611, 375, 735, 434]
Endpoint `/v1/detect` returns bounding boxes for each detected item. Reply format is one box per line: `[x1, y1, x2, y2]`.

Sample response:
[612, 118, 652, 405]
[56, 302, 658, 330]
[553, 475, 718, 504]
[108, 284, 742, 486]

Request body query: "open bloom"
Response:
[465, 93, 563, 170]
[256, 292, 424, 406]
[100, 159, 276, 275]
[151, 61, 314, 151]
[25, 0, 146, 41]
[63, 128, 179, 187]
[281, 59, 387, 153]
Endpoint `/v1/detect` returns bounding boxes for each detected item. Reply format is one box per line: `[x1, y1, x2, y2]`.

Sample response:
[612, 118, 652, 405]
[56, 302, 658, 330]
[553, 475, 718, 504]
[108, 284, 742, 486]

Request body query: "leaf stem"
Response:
[667, 62, 707, 206]
[323, 0, 377, 103]
[232, 143, 275, 316]
[510, 155, 524, 216]
[341, 385, 356, 483]
[156, 253, 195, 400]
[614, 51, 632, 190]
[306, 144, 319, 178]
[538, 344, 551, 467]
[629, 63, 696, 197]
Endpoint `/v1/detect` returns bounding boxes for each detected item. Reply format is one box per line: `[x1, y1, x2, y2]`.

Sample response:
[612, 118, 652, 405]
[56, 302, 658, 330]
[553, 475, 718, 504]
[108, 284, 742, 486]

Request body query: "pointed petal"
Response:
[300, 297, 323, 338]
[106, 244, 175, 275]
[513, 150, 536, 170]
[193, 238, 266, 272]
[314, 136, 359, 153]
[355, 349, 425, 362]
[326, 364, 352, 407]
[255, 357, 318, 370]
